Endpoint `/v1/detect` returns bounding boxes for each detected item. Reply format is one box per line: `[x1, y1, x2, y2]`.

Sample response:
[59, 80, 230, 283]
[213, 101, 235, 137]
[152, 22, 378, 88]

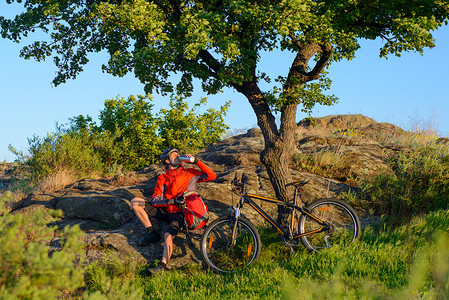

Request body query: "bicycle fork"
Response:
[230, 204, 241, 247]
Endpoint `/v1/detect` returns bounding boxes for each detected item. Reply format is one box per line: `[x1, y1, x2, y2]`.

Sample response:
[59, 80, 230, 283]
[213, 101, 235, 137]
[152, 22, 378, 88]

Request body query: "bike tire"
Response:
[299, 198, 361, 252]
[201, 216, 261, 273]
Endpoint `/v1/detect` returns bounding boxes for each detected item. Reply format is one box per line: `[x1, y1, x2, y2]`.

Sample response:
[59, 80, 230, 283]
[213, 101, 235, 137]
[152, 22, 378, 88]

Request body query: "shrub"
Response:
[10, 128, 105, 179]
[84, 250, 143, 298]
[97, 94, 162, 170]
[10, 94, 230, 178]
[361, 143, 449, 220]
[158, 96, 230, 153]
[0, 192, 86, 299]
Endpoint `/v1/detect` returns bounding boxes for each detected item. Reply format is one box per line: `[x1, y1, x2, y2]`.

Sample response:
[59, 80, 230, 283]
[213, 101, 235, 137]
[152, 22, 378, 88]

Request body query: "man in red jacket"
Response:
[131, 148, 216, 274]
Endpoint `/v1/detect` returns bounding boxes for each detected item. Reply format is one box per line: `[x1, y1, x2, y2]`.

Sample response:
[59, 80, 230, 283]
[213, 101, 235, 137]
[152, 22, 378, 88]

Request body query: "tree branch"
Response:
[198, 49, 220, 79]
[306, 42, 332, 80]
[288, 32, 302, 49]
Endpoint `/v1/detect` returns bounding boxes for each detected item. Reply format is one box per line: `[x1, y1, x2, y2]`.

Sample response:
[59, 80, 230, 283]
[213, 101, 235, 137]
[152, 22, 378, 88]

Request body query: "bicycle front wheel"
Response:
[299, 198, 360, 252]
[201, 216, 261, 273]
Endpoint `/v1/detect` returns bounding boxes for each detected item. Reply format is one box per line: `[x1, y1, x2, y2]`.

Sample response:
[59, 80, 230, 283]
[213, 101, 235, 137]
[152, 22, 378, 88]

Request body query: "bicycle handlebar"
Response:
[232, 173, 248, 187]
[233, 172, 308, 189]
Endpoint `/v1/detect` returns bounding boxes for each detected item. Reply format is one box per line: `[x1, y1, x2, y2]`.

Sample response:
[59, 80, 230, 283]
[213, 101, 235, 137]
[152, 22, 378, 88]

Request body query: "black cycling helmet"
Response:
[160, 148, 179, 165]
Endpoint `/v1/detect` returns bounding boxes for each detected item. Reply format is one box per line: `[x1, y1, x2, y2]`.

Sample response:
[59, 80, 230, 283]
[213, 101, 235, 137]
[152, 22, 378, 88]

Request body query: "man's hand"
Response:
[174, 195, 185, 204]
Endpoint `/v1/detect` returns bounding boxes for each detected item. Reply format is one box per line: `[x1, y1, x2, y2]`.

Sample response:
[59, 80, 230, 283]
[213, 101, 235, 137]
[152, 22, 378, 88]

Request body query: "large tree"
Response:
[2, 0, 448, 206]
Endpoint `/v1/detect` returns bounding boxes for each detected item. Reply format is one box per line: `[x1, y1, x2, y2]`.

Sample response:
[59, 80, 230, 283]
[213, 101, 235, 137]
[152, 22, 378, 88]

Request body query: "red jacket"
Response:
[150, 161, 216, 213]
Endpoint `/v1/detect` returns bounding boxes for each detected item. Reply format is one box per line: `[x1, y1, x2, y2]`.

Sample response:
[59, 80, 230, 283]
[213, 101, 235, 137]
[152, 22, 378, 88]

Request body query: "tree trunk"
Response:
[260, 103, 298, 224]
[235, 81, 298, 224]
[231, 42, 332, 224]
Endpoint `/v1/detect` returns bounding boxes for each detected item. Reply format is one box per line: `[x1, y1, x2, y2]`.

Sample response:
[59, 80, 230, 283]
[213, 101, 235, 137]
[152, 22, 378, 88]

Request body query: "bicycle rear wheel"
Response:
[299, 198, 360, 252]
[201, 216, 261, 273]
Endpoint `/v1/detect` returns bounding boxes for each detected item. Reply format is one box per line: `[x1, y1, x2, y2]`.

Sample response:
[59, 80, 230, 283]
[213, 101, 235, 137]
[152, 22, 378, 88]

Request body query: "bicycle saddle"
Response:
[286, 179, 309, 187]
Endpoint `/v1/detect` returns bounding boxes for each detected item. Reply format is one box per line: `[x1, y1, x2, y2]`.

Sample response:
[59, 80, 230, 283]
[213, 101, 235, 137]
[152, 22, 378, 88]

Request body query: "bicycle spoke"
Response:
[201, 217, 261, 272]
[299, 199, 360, 252]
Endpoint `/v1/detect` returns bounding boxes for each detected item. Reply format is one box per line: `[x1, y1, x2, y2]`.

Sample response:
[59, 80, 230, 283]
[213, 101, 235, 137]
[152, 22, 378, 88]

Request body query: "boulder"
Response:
[4, 114, 410, 270]
[298, 114, 377, 130]
[55, 193, 134, 228]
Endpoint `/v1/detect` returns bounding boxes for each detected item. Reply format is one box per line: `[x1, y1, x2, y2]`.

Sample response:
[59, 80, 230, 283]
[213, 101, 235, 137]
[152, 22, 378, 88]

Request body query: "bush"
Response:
[158, 96, 230, 153]
[10, 128, 105, 179]
[97, 94, 162, 170]
[361, 143, 449, 220]
[84, 251, 144, 298]
[10, 94, 230, 178]
[0, 192, 86, 298]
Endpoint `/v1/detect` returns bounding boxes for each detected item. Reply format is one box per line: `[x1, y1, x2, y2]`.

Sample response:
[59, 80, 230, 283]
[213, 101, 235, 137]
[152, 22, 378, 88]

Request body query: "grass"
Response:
[36, 168, 77, 194]
[294, 147, 348, 180]
[359, 142, 449, 223]
[80, 210, 449, 299]
[108, 166, 144, 187]
[1, 168, 78, 210]
[3, 116, 449, 298]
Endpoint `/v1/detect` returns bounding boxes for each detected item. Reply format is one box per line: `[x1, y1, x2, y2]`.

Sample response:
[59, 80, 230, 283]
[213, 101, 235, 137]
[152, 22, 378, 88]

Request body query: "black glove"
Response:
[174, 195, 184, 204]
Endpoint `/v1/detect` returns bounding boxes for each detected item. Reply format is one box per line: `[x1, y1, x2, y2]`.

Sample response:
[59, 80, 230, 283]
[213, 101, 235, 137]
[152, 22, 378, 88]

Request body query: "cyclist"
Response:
[131, 148, 216, 274]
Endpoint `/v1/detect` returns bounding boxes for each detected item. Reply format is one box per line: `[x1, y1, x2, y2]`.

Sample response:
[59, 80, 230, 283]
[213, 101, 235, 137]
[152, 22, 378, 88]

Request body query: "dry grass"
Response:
[2, 179, 35, 210]
[2, 168, 103, 210]
[296, 124, 334, 139]
[295, 146, 348, 180]
[108, 168, 143, 186]
[110, 173, 143, 186]
[373, 129, 439, 148]
[407, 110, 440, 134]
[36, 169, 77, 194]
[388, 111, 442, 147]
[311, 148, 346, 169]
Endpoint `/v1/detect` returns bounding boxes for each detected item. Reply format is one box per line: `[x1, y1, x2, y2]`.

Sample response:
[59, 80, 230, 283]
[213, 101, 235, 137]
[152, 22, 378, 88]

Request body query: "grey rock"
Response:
[55, 193, 134, 228]
[5, 115, 415, 270]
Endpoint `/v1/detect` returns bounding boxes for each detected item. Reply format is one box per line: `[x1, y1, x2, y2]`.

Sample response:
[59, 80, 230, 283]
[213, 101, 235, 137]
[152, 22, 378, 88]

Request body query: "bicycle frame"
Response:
[238, 193, 330, 240]
[202, 176, 361, 273]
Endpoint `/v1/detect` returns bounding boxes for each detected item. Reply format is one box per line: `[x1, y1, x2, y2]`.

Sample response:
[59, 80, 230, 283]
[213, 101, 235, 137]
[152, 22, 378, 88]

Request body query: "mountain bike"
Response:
[200, 173, 361, 273]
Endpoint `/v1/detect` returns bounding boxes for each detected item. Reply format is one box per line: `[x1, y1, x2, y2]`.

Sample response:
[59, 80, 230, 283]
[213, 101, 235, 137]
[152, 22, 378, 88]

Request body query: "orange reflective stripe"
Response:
[293, 228, 323, 239]
[248, 202, 283, 234]
[319, 206, 332, 211]
[247, 193, 284, 203]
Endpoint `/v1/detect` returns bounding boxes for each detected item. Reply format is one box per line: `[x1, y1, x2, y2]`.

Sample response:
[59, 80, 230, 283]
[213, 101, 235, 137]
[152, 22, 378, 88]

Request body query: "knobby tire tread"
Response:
[299, 198, 361, 252]
[200, 216, 261, 273]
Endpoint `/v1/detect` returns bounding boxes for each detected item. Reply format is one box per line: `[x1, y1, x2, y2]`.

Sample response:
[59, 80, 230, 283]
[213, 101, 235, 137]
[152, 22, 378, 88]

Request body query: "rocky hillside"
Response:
[1, 114, 418, 270]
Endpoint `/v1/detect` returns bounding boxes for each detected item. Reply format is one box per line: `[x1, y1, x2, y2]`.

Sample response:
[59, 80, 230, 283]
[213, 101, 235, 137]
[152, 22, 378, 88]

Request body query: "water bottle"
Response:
[178, 155, 195, 163]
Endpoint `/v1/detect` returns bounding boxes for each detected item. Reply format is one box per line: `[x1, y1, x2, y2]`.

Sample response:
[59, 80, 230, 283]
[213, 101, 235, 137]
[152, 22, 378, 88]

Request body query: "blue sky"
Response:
[1, 2, 448, 162]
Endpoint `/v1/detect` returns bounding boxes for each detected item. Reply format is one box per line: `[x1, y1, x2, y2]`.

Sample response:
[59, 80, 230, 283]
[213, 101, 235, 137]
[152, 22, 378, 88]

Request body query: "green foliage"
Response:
[1, 191, 449, 298]
[93, 94, 228, 169]
[158, 95, 230, 153]
[265, 70, 339, 115]
[10, 127, 105, 179]
[0, 192, 86, 299]
[2, 0, 447, 113]
[84, 251, 144, 299]
[98, 94, 162, 170]
[11, 94, 229, 177]
[361, 144, 449, 220]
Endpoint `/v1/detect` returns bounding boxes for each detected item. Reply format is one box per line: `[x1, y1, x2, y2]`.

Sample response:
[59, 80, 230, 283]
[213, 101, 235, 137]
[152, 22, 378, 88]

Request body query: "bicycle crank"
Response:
[281, 236, 301, 248]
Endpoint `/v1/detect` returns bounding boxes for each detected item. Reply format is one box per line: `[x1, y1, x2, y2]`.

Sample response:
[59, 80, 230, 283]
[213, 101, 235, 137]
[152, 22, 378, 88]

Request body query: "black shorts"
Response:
[144, 202, 184, 236]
